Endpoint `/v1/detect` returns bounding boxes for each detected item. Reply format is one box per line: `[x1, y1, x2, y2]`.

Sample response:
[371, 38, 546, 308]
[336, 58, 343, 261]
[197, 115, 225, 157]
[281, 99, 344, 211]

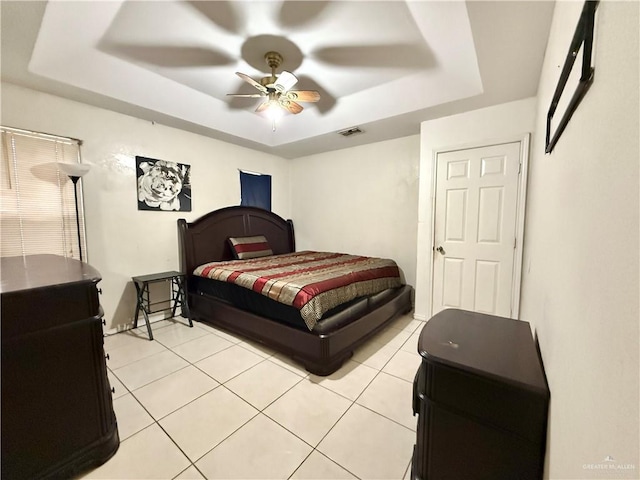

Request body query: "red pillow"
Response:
[228, 235, 273, 260]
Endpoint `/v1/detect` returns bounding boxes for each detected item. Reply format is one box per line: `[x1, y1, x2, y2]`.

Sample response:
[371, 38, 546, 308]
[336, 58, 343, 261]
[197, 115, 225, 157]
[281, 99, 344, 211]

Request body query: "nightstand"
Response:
[132, 271, 192, 340]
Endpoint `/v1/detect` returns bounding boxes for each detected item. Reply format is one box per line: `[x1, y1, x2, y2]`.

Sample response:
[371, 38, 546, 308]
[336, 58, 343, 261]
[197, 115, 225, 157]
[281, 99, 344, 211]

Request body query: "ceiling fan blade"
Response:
[226, 93, 265, 98]
[296, 75, 336, 114]
[236, 72, 268, 93]
[285, 90, 321, 103]
[279, 99, 304, 114]
[255, 102, 270, 113]
[274, 71, 298, 92]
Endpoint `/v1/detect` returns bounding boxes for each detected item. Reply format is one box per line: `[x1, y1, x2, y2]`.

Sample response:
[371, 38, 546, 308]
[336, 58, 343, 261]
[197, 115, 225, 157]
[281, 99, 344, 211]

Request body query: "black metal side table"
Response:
[132, 271, 192, 340]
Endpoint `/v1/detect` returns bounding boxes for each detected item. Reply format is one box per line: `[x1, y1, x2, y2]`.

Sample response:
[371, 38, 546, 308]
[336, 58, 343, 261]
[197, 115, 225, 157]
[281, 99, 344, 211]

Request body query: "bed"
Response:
[177, 206, 412, 375]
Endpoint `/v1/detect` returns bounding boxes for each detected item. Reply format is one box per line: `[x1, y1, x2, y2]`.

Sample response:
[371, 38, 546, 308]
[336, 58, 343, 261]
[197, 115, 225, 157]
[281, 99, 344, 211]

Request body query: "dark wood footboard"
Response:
[189, 284, 412, 376]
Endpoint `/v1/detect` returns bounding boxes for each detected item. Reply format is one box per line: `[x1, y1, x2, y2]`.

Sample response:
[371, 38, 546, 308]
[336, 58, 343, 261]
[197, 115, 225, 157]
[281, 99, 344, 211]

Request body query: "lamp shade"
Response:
[58, 163, 91, 177]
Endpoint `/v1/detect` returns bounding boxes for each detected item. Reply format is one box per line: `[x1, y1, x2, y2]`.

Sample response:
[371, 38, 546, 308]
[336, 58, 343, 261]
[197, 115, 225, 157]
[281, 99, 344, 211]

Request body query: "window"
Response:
[1, 127, 86, 260]
[239, 170, 272, 211]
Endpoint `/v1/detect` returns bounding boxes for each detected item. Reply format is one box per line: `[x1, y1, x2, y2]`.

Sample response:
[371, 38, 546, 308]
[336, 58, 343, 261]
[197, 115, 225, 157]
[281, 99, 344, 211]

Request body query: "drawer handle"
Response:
[111, 387, 115, 394]
[102, 319, 106, 326]
[98, 288, 103, 294]
[105, 353, 110, 361]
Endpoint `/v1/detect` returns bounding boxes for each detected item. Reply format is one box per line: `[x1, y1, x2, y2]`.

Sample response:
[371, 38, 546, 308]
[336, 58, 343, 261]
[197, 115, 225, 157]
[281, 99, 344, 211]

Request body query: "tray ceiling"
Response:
[1, 1, 554, 158]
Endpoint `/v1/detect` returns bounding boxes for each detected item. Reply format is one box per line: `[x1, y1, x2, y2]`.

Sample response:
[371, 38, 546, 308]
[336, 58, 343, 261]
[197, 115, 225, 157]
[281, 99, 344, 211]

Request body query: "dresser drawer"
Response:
[2, 282, 100, 339]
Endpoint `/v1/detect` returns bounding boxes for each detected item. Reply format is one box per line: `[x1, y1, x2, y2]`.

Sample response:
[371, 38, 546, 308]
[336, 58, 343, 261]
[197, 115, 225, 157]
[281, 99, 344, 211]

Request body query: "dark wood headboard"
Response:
[177, 206, 295, 275]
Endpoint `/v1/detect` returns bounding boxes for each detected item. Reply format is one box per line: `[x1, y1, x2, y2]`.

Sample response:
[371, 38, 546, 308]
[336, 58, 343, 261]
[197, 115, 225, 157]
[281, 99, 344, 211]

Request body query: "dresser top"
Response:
[419, 309, 548, 393]
[0, 254, 101, 294]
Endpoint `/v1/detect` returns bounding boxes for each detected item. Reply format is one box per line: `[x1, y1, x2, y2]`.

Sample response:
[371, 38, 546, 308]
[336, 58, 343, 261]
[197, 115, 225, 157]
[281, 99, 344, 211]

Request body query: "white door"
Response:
[432, 142, 522, 317]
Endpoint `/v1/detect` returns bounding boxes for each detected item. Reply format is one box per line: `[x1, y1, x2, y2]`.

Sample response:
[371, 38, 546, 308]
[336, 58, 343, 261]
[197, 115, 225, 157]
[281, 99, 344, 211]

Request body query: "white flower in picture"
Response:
[136, 157, 191, 212]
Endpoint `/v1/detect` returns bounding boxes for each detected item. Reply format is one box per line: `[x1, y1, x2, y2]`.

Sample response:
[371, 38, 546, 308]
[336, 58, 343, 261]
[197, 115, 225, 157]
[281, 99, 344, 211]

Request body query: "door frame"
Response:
[428, 133, 530, 319]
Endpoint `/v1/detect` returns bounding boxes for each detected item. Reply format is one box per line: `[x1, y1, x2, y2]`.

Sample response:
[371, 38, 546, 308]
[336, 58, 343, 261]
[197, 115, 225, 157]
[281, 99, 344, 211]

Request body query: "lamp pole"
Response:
[58, 163, 90, 262]
[69, 175, 83, 262]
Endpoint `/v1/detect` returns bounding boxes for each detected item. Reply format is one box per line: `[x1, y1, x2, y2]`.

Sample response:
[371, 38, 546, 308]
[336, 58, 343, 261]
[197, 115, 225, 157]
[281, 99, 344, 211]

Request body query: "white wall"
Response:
[1, 82, 291, 332]
[290, 135, 420, 290]
[521, 1, 639, 478]
[2, 83, 421, 330]
[414, 97, 537, 319]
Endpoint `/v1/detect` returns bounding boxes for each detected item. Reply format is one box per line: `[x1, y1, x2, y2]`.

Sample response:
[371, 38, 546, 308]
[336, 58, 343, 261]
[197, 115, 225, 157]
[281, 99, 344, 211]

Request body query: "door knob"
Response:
[436, 246, 445, 255]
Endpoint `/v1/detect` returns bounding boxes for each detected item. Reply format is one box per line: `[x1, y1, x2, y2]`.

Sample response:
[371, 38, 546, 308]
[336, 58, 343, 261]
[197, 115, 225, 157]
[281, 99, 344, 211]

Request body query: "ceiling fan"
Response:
[227, 51, 320, 130]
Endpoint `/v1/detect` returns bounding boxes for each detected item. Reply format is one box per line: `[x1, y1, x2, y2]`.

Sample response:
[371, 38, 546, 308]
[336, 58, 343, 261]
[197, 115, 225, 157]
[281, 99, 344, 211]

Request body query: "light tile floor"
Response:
[79, 312, 425, 480]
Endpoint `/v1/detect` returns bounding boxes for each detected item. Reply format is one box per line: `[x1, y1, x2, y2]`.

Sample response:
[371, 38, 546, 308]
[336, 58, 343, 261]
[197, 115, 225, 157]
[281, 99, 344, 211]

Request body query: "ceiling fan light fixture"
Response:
[265, 101, 284, 121]
[274, 71, 298, 92]
[260, 98, 284, 132]
[228, 51, 320, 129]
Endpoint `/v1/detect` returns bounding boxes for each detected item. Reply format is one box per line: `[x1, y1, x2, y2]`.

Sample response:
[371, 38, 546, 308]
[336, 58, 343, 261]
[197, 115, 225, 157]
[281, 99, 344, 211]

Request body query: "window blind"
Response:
[1, 127, 86, 260]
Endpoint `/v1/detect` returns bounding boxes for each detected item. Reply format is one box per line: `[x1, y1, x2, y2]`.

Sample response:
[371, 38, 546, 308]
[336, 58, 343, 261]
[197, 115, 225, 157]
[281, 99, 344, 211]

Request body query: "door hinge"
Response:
[514, 237, 517, 249]
[518, 163, 522, 174]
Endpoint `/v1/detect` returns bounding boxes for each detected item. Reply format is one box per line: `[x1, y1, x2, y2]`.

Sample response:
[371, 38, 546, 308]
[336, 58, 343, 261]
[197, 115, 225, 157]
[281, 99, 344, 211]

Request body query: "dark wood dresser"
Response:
[412, 309, 549, 480]
[1, 255, 119, 479]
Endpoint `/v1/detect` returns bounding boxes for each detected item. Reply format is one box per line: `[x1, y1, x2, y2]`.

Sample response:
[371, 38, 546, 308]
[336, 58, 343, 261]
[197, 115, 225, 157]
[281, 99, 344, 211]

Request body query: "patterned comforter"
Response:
[193, 251, 402, 330]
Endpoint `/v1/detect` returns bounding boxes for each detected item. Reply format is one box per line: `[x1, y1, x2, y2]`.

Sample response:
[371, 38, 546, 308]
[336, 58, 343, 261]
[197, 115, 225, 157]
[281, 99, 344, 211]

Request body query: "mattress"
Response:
[190, 275, 401, 334]
[193, 251, 402, 330]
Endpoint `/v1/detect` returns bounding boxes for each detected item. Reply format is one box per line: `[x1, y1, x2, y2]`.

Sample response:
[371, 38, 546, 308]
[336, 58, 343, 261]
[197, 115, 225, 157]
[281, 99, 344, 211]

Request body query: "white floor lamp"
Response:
[58, 163, 91, 262]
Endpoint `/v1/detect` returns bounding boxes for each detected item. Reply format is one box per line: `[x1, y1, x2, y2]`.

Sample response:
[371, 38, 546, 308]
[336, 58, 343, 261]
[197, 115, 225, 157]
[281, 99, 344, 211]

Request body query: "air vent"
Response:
[337, 127, 363, 137]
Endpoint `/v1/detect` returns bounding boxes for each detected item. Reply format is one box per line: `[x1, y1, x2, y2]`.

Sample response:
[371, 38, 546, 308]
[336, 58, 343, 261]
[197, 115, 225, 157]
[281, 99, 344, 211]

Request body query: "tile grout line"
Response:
[113, 359, 192, 392]
[102, 314, 421, 479]
[146, 351, 307, 469]
[286, 448, 362, 480]
[186, 387, 262, 467]
[306, 335, 404, 474]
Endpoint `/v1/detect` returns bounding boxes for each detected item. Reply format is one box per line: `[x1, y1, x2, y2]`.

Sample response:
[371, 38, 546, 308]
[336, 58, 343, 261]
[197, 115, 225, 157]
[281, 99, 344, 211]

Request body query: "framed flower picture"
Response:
[136, 156, 192, 212]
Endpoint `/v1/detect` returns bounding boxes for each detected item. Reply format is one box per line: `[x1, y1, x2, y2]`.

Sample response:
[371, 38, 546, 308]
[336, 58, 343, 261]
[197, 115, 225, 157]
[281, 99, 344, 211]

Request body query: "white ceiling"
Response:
[1, 1, 554, 159]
